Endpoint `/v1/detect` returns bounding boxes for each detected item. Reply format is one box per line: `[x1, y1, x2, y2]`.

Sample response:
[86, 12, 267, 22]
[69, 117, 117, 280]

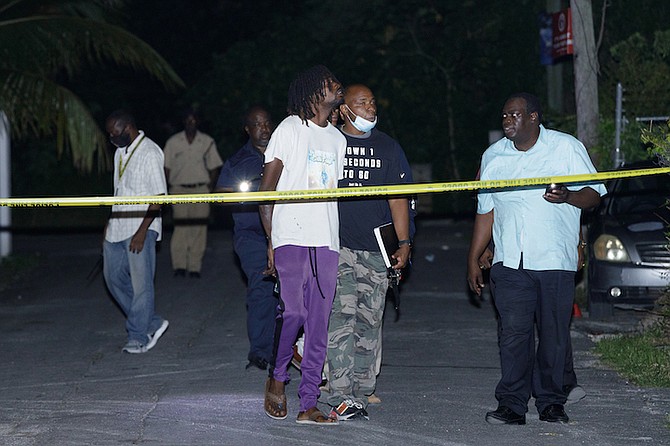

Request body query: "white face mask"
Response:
[345, 105, 377, 132]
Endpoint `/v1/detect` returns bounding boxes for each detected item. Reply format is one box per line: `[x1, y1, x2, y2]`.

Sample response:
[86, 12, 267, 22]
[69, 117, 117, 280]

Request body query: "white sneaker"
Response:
[566, 384, 586, 405]
[145, 320, 169, 352]
[291, 344, 302, 370]
[291, 334, 305, 370]
[122, 339, 146, 354]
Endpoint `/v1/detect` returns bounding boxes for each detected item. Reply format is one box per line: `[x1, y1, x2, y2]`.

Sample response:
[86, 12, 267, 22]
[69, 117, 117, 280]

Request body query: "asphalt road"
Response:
[0, 219, 668, 445]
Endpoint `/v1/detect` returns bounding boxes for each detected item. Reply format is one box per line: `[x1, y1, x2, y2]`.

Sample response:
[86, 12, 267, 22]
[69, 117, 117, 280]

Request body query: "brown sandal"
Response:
[296, 407, 339, 425]
[264, 378, 287, 420]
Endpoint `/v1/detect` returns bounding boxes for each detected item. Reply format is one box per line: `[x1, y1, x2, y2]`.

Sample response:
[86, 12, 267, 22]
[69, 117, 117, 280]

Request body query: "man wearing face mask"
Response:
[325, 84, 415, 420]
[103, 110, 169, 354]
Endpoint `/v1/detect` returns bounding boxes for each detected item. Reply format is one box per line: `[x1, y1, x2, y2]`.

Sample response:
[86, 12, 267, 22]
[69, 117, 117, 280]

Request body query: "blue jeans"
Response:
[103, 230, 164, 344]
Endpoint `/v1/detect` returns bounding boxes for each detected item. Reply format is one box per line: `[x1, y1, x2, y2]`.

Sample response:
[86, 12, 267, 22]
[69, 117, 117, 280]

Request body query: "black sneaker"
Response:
[246, 356, 269, 370]
[334, 399, 369, 421]
[485, 406, 526, 425]
[539, 404, 569, 423]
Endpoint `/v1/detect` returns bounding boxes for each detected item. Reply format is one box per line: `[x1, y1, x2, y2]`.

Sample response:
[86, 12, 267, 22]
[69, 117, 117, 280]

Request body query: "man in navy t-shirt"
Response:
[326, 84, 416, 420]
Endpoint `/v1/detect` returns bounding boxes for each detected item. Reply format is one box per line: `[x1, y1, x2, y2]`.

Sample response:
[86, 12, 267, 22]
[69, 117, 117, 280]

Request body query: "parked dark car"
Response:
[587, 161, 670, 319]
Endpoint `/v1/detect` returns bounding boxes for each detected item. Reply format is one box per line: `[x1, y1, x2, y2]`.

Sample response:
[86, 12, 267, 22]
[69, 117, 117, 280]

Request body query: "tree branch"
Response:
[595, 0, 610, 65]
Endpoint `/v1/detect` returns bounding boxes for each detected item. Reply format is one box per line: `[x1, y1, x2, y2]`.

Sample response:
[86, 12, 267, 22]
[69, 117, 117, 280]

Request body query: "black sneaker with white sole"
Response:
[334, 399, 369, 421]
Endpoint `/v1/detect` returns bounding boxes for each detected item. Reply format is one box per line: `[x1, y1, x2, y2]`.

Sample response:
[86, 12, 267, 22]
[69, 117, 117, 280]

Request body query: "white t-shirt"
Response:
[264, 115, 346, 252]
[106, 131, 167, 242]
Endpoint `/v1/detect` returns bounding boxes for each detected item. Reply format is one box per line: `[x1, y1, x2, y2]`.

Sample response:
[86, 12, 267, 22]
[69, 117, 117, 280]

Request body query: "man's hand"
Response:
[469, 247, 493, 296]
[467, 258, 486, 296]
[467, 211, 493, 297]
[263, 241, 276, 276]
[544, 185, 601, 210]
[543, 183, 570, 203]
[478, 247, 493, 270]
[391, 244, 411, 269]
[129, 230, 147, 253]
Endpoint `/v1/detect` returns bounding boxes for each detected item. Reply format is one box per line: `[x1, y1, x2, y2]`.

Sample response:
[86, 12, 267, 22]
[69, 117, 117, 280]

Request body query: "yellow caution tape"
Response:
[1, 167, 668, 207]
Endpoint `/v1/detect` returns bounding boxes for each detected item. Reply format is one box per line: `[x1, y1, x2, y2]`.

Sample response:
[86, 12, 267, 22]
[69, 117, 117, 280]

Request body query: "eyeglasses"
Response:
[501, 112, 524, 120]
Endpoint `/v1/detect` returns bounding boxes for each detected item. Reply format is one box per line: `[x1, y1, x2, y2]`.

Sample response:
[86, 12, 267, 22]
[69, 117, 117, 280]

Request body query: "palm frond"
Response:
[0, 15, 183, 89]
[0, 0, 28, 17]
[1, 69, 110, 171]
[0, 0, 129, 21]
[0, 2, 183, 172]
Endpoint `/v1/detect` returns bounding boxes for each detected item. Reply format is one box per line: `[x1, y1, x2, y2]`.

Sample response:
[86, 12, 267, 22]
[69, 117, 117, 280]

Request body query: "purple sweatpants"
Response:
[272, 245, 338, 412]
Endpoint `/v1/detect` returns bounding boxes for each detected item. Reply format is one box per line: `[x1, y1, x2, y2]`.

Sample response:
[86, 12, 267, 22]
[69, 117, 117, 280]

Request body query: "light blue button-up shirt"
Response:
[477, 125, 606, 271]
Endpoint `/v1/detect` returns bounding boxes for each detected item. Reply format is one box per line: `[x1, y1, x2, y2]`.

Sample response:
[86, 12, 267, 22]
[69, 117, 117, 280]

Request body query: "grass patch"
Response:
[0, 254, 40, 292]
[595, 328, 670, 387]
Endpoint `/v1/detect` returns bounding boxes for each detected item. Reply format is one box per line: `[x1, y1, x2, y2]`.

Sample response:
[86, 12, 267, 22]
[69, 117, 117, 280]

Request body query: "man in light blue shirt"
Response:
[467, 93, 605, 426]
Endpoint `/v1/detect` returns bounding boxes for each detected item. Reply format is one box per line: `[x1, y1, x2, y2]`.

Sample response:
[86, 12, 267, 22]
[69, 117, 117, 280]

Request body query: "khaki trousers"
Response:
[169, 185, 210, 272]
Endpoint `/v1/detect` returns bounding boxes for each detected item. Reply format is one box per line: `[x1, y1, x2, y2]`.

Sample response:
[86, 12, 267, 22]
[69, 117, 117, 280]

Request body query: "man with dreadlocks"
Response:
[260, 65, 346, 425]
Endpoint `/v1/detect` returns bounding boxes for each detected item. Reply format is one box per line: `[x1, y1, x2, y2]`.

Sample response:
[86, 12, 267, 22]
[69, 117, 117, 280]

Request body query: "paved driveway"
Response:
[0, 219, 667, 445]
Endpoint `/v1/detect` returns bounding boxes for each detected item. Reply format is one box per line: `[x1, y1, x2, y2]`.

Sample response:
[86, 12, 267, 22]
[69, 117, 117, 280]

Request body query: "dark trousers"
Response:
[491, 283, 579, 395]
[563, 336, 577, 389]
[490, 262, 574, 414]
[233, 232, 278, 363]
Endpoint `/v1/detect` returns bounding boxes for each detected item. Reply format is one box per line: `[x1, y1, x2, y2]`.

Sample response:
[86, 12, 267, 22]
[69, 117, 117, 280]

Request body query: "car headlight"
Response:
[593, 234, 630, 262]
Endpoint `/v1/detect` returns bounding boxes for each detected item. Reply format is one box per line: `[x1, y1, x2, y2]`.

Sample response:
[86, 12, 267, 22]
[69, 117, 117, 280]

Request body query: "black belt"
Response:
[178, 183, 208, 188]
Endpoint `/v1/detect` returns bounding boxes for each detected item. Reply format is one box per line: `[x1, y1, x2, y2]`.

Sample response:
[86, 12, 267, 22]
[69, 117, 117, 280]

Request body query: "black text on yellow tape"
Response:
[1, 167, 668, 207]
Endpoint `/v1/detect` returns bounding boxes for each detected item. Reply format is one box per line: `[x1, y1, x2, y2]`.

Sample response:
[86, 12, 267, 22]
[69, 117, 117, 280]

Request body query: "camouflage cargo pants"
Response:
[326, 246, 389, 408]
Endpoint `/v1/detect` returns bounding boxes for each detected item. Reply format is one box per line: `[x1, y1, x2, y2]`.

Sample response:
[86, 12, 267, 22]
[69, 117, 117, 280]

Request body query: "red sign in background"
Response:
[552, 8, 573, 59]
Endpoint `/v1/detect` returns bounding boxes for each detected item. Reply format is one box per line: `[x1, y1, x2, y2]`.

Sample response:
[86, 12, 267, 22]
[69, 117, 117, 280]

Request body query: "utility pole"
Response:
[546, 0, 564, 114]
[570, 0, 599, 155]
[613, 82, 625, 168]
[0, 111, 11, 258]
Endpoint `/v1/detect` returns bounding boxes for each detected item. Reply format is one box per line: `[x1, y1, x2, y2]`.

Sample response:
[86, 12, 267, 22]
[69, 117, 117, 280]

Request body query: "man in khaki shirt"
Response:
[164, 109, 223, 277]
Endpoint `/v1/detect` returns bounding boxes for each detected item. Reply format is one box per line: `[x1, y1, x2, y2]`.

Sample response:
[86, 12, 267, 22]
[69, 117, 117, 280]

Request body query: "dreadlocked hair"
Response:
[287, 65, 339, 123]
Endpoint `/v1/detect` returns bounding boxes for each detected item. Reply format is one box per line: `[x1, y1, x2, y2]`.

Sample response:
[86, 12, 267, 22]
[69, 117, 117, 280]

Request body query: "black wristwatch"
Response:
[398, 239, 412, 248]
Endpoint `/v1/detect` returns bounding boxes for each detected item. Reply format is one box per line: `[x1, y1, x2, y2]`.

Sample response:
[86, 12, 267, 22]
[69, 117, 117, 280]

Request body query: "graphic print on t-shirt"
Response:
[342, 145, 383, 186]
[308, 148, 338, 189]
